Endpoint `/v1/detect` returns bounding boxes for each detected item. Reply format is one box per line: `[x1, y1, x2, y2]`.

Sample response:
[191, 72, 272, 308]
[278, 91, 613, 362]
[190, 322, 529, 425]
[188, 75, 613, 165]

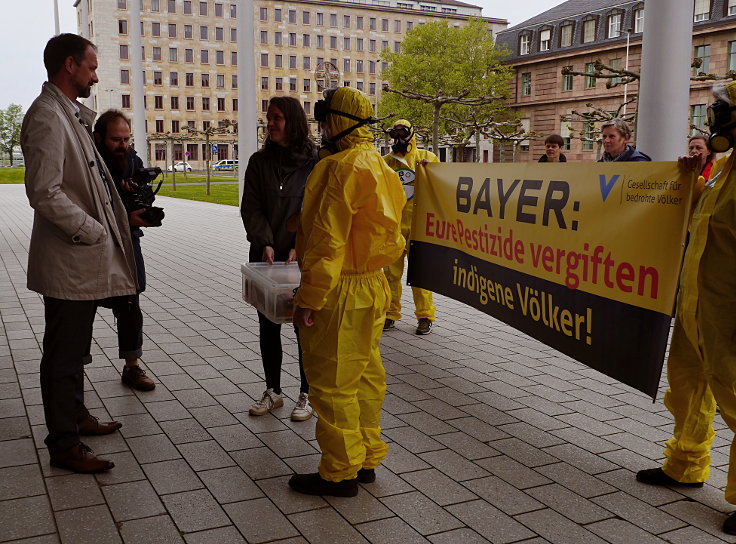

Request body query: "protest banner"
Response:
[408, 162, 694, 398]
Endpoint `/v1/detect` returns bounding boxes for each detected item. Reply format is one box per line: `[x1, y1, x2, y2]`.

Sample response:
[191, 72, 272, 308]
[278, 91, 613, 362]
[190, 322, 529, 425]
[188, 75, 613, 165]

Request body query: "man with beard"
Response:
[21, 34, 137, 473]
[93, 110, 156, 391]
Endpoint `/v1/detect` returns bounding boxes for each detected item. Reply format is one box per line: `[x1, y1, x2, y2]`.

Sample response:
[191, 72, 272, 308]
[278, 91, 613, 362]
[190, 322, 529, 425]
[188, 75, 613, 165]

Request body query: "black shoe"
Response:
[724, 511, 736, 535]
[383, 319, 395, 331]
[636, 467, 703, 488]
[357, 468, 375, 483]
[415, 318, 433, 335]
[288, 473, 358, 497]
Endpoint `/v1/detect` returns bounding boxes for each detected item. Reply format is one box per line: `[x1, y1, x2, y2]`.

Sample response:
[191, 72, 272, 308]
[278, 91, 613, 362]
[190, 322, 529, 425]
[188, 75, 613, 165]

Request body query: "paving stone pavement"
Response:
[1, 183, 736, 544]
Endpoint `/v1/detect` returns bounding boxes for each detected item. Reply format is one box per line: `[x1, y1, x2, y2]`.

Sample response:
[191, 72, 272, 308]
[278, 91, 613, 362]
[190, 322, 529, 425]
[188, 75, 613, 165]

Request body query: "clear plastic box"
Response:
[241, 262, 301, 324]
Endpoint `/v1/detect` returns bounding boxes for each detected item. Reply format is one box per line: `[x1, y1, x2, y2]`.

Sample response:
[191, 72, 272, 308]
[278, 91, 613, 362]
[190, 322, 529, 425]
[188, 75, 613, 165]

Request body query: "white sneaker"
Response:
[291, 392, 314, 421]
[249, 388, 284, 416]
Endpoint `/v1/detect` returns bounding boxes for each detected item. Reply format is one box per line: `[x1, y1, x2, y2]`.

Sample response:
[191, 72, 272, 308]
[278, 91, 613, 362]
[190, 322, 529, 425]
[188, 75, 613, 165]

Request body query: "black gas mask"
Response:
[706, 100, 736, 152]
[315, 93, 375, 158]
[389, 125, 413, 154]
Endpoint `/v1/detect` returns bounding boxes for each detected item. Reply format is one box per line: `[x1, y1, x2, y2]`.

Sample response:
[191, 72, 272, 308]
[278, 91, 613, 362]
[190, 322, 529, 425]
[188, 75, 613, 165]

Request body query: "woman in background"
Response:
[241, 97, 317, 421]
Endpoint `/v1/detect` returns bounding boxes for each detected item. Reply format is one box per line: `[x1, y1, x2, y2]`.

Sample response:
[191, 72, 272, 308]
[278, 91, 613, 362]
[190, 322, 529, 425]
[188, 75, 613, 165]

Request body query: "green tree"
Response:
[0, 104, 24, 166]
[378, 18, 513, 154]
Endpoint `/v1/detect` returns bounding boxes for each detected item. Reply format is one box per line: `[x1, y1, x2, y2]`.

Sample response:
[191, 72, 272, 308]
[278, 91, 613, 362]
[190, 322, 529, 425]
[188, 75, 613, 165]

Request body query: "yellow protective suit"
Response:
[382, 119, 439, 322]
[661, 150, 736, 501]
[295, 87, 406, 482]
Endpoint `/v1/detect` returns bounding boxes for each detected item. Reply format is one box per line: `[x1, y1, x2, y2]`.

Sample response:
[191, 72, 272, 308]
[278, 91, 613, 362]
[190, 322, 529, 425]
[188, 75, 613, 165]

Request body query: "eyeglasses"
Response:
[388, 127, 410, 139]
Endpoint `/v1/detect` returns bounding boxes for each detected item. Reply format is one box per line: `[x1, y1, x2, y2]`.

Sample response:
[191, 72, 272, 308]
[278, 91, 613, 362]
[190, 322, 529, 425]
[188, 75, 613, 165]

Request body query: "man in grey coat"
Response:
[22, 34, 139, 473]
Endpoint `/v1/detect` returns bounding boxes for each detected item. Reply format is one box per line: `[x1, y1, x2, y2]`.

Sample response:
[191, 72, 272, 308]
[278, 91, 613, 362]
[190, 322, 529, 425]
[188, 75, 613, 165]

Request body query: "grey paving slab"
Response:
[3, 187, 736, 543]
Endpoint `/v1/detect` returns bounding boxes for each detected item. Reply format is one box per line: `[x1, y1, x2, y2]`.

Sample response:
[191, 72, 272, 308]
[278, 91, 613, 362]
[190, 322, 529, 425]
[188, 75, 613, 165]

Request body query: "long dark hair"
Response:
[264, 97, 314, 153]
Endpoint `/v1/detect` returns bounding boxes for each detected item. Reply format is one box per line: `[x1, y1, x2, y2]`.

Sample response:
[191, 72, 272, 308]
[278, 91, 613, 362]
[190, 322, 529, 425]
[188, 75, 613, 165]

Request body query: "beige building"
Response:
[496, 0, 736, 162]
[75, 0, 506, 168]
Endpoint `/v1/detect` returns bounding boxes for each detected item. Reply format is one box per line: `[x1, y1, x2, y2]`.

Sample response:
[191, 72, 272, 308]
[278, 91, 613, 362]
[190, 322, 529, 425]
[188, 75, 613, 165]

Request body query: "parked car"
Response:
[167, 161, 193, 172]
[212, 159, 238, 171]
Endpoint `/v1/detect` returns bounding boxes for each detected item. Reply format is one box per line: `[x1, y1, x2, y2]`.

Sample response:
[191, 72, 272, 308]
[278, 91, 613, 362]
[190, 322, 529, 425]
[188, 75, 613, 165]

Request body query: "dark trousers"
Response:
[101, 294, 143, 361]
[258, 311, 308, 394]
[40, 297, 98, 453]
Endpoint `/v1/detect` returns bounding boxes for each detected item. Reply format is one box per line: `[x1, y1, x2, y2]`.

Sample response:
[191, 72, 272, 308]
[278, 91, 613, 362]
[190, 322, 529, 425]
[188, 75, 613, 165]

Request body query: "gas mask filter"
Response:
[707, 100, 736, 153]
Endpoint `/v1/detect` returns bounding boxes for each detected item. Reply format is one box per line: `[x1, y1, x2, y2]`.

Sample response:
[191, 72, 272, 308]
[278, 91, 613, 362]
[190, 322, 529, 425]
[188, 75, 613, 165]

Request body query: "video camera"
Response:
[123, 167, 165, 227]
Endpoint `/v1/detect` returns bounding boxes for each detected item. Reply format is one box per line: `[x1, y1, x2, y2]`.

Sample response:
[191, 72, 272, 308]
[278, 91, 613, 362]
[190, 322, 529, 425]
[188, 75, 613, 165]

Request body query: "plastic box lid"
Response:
[240, 261, 301, 289]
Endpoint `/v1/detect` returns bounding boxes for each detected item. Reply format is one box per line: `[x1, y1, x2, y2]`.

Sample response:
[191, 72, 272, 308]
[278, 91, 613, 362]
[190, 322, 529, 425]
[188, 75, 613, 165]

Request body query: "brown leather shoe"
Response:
[78, 414, 122, 435]
[122, 365, 156, 391]
[50, 443, 115, 473]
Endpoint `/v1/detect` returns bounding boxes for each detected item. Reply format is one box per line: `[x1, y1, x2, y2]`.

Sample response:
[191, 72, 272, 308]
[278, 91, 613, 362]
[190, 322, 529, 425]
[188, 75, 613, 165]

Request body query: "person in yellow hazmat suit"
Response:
[637, 80, 736, 536]
[290, 87, 406, 497]
[382, 120, 439, 335]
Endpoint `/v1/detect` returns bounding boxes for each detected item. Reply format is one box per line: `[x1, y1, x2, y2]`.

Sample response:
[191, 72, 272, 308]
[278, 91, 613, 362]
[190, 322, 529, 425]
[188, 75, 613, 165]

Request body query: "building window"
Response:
[520, 34, 531, 55]
[119, 44, 129, 59]
[215, 3, 223, 17]
[169, 47, 178, 62]
[395, 19, 401, 32]
[289, 33, 297, 46]
[344, 14, 350, 28]
[583, 121, 595, 151]
[370, 82, 376, 95]
[330, 36, 337, 49]
[231, 51, 237, 65]
[153, 71, 162, 85]
[215, 27, 223, 41]
[232, 99, 238, 111]
[186, 143, 198, 160]
[303, 56, 311, 69]
[289, 77, 297, 91]
[122, 94, 131, 108]
[560, 122, 572, 150]
[287, 9, 296, 23]
[275, 78, 283, 91]
[585, 62, 596, 88]
[260, 53, 268, 67]
[369, 17, 376, 30]
[317, 35, 324, 48]
[394, 41, 401, 52]
[357, 16, 363, 29]
[356, 38, 364, 51]
[184, 24, 192, 39]
[729, 41, 736, 71]
[260, 31, 268, 44]
[200, 25, 208, 40]
[201, 49, 209, 64]
[155, 120, 164, 134]
[343, 59, 350, 73]
[407, 21, 413, 30]
[118, 0, 127, 8]
[330, 13, 337, 26]
[232, 75, 237, 88]
[169, 23, 177, 37]
[230, 28, 236, 42]
[216, 74, 224, 88]
[274, 32, 282, 45]
[691, 104, 707, 133]
[120, 69, 129, 84]
[170, 71, 179, 85]
[202, 97, 210, 111]
[303, 10, 310, 24]
[186, 72, 194, 86]
[168, 0, 176, 12]
[562, 67, 573, 91]
[199, 1, 207, 15]
[369, 39, 376, 52]
[608, 13, 621, 38]
[217, 50, 225, 64]
[560, 24, 572, 47]
[316, 12, 323, 25]
[369, 60, 375, 74]
[185, 48, 193, 62]
[521, 72, 531, 96]
[183, 0, 191, 14]
[151, 0, 160, 11]
[304, 101, 311, 115]
[694, 0, 710, 21]
[259, 7, 267, 20]
[201, 73, 209, 87]
[519, 119, 531, 151]
[694, 44, 711, 74]
[729, 0, 736, 15]
[303, 34, 310, 47]
[261, 100, 269, 113]
[152, 22, 161, 36]
[275, 54, 282, 68]
[538, 29, 551, 52]
[583, 19, 596, 42]
[382, 18, 389, 31]
[303, 79, 311, 92]
[610, 58, 622, 85]
[217, 98, 225, 112]
[634, 8, 644, 32]
[154, 96, 163, 110]
[118, 19, 128, 34]
[356, 60, 363, 73]
[171, 96, 179, 109]
[230, 4, 236, 17]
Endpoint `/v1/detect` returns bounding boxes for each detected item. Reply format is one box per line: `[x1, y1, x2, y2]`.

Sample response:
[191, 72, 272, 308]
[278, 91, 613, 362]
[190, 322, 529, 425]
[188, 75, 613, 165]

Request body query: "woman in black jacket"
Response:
[241, 97, 317, 421]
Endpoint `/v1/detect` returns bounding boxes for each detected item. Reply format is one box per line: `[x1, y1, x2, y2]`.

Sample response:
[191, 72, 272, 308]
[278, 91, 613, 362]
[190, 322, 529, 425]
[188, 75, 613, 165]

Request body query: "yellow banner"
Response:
[412, 162, 693, 315]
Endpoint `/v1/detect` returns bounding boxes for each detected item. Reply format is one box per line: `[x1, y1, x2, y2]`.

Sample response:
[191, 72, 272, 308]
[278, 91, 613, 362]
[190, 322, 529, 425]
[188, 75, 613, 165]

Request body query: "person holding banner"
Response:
[688, 135, 716, 181]
[382, 119, 440, 335]
[290, 87, 406, 497]
[538, 134, 567, 163]
[636, 81, 736, 535]
[598, 118, 651, 162]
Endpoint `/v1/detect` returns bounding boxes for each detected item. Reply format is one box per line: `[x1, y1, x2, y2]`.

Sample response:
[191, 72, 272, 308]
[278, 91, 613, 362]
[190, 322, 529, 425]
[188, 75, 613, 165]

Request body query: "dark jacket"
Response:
[599, 145, 651, 162]
[538, 153, 567, 162]
[241, 142, 317, 262]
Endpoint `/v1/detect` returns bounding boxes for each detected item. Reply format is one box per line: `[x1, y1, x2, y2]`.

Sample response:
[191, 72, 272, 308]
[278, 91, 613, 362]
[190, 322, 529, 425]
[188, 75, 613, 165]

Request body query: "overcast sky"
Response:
[0, 0, 562, 111]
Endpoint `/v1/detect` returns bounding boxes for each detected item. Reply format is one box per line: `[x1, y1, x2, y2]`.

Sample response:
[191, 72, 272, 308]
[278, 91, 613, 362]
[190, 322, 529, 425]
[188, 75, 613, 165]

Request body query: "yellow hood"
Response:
[326, 87, 374, 152]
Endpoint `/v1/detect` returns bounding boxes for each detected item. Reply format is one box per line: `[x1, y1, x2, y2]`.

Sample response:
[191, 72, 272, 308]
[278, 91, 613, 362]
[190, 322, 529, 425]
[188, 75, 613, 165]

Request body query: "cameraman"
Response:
[93, 110, 156, 391]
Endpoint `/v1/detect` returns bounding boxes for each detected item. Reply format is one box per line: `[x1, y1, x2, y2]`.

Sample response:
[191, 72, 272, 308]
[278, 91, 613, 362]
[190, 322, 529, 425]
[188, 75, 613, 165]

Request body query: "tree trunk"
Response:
[498, 141, 506, 163]
[432, 102, 441, 156]
[474, 130, 481, 163]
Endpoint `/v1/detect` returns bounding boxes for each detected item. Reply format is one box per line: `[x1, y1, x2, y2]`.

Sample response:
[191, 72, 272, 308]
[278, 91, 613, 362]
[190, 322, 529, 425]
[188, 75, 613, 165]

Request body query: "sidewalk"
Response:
[1, 184, 734, 544]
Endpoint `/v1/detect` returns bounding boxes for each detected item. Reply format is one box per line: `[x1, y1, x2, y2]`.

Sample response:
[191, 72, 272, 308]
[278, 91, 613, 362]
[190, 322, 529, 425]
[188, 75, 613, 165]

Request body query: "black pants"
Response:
[40, 297, 98, 453]
[100, 294, 143, 361]
[258, 311, 308, 394]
